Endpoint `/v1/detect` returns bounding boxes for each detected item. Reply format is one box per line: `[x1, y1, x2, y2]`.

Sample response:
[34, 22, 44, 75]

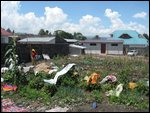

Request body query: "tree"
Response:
[7, 28, 11, 33]
[38, 29, 46, 36]
[143, 33, 149, 41]
[94, 35, 99, 39]
[45, 30, 49, 35]
[54, 30, 73, 39]
[48, 32, 52, 36]
[73, 32, 86, 40]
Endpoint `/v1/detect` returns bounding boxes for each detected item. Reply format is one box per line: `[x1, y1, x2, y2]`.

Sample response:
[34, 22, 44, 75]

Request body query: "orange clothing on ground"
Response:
[87, 73, 100, 85]
[129, 82, 137, 90]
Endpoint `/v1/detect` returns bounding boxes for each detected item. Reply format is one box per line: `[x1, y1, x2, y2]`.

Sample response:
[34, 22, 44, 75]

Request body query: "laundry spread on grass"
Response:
[44, 63, 76, 84]
[100, 74, 117, 84]
[128, 82, 137, 90]
[2, 84, 17, 91]
[86, 73, 100, 85]
[105, 84, 123, 97]
[2, 98, 29, 112]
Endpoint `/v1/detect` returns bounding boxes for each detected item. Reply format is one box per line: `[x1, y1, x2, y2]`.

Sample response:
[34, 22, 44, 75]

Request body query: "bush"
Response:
[28, 72, 46, 90]
[42, 84, 57, 96]
[90, 90, 103, 103]
[19, 86, 51, 103]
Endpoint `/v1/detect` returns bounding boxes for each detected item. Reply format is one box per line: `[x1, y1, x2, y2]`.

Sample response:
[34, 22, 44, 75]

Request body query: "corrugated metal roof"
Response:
[69, 44, 86, 49]
[18, 37, 55, 43]
[64, 39, 78, 42]
[1, 28, 12, 36]
[112, 30, 148, 45]
[80, 38, 123, 43]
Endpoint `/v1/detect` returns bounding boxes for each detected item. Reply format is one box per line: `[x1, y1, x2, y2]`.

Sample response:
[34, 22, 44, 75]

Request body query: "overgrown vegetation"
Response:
[1, 54, 149, 111]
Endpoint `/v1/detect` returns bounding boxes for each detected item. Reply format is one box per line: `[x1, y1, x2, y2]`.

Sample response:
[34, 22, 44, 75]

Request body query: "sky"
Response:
[1, 1, 149, 36]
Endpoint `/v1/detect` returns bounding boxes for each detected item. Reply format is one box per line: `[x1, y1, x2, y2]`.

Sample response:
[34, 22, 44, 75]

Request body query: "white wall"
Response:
[106, 43, 123, 55]
[83, 43, 101, 54]
[1, 36, 9, 43]
[83, 42, 123, 55]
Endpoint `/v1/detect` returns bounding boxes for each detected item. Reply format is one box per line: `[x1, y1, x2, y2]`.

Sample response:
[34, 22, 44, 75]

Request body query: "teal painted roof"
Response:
[112, 30, 148, 46]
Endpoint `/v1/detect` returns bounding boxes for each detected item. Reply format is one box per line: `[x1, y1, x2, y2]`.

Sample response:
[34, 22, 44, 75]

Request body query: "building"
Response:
[64, 38, 86, 55]
[16, 36, 69, 63]
[64, 39, 78, 44]
[80, 38, 123, 55]
[111, 30, 149, 54]
[69, 44, 86, 55]
[1, 28, 12, 44]
[18, 37, 56, 44]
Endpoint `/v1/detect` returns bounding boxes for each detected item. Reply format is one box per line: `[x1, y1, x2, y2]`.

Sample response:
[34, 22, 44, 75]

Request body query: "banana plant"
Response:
[4, 38, 19, 85]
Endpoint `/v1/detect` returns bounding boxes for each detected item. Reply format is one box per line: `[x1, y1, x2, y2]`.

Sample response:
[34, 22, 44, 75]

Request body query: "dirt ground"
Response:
[67, 103, 149, 112]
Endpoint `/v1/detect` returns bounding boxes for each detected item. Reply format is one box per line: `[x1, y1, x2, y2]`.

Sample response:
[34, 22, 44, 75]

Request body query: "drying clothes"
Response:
[105, 83, 123, 97]
[100, 74, 117, 84]
[42, 54, 50, 60]
[2, 98, 14, 107]
[2, 84, 17, 91]
[2, 98, 29, 112]
[84, 76, 89, 81]
[128, 82, 137, 90]
[1, 77, 4, 82]
[44, 63, 76, 84]
[147, 81, 149, 87]
[87, 73, 100, 85]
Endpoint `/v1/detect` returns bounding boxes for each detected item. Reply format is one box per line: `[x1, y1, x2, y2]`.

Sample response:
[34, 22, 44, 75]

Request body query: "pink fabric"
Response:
[2, 98, 29, 112]
[106, 74, 117, 82]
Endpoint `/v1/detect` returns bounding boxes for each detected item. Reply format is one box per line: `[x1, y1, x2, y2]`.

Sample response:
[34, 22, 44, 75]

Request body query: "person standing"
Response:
[31, 49, 37, 65]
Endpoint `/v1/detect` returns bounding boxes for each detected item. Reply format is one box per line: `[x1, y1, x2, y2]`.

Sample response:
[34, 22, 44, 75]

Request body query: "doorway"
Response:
[101, 43, 106, 54]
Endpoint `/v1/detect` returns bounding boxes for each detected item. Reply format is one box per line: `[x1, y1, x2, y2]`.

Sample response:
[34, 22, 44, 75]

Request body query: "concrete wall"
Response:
[83, 42, 123, 55]
[106, 43, 123, 55]
[83, 43, 101, 54]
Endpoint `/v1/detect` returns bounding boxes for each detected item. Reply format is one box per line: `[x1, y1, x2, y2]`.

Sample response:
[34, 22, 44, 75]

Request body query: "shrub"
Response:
[28, 72, 46, 90]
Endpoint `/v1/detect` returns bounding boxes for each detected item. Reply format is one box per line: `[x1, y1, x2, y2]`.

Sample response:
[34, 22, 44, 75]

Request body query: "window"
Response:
[90, 43, 96, 46]
[120, 34, 132, 39]
[111, 43, 118, 46]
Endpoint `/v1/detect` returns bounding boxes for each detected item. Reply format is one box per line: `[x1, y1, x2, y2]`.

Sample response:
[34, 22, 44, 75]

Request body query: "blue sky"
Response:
[1, 1, 149, 36]
[19, 1, 148, 24]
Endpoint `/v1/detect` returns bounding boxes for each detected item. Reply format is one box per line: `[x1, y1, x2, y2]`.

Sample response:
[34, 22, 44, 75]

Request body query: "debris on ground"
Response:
[34, 62, 51, 74]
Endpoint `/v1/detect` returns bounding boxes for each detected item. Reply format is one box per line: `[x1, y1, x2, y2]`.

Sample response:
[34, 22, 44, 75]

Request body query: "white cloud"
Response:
[133, 12, 147, 19]
[1, 1, 149, 36]
[105, 8, 124, 29]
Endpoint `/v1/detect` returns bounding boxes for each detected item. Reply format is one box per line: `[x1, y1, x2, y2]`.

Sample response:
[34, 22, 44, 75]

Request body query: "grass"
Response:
[1, 55, 149, 111]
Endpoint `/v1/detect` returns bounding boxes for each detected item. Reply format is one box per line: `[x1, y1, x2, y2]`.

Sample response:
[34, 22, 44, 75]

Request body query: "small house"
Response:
[80, 38, 123, 55]
[1, 28, 12, 44]
[111, 30, 149, 54]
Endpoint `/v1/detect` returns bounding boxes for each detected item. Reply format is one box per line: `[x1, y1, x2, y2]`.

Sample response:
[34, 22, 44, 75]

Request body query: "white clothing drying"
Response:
[44, 63, 76, 84]
[105, 84, 123, 97]
[42, 54, 50, 60]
